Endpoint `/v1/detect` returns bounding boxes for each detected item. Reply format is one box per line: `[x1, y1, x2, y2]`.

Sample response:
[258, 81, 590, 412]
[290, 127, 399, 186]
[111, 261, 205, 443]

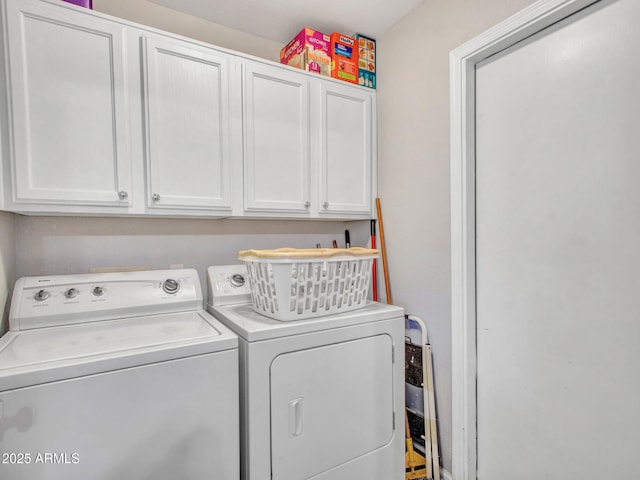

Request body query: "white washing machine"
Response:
[207, 265, 405, 480]
[0, 269, 239, 480]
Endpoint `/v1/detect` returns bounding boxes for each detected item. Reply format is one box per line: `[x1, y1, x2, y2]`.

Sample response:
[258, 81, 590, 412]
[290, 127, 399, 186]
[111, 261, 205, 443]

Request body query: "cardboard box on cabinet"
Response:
[330, 32, 358, 84]
[280, 27, 331, 76]
[62, 0, 93, 8]
[355, 34, 376, 89]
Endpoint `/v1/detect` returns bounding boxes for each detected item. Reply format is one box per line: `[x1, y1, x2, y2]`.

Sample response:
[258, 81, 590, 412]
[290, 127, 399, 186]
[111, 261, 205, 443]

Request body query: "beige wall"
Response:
[93, 0, 282, 61]
[0, 211, 16, 334]
[377, 0, 537, 471]
[15, 216, 368, 292]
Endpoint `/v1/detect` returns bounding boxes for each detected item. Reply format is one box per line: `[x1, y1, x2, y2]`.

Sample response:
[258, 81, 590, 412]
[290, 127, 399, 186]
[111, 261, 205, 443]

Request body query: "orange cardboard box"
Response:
[330, 33, 358, 84]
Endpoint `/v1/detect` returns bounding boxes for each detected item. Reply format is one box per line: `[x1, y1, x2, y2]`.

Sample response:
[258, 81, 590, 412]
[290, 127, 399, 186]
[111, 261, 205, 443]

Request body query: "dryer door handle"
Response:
[288, 398, 303, 438]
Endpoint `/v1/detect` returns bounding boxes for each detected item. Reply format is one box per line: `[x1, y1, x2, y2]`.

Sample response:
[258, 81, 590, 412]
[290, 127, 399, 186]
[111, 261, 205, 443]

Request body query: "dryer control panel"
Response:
[9, 269, 203, 331]
[207, 265, 252, 307]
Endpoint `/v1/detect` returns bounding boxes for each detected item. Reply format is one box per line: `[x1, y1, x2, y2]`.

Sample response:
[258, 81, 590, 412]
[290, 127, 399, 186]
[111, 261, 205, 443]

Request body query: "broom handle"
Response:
[375, 198, 392, 304]
[371, 219, 378, 301]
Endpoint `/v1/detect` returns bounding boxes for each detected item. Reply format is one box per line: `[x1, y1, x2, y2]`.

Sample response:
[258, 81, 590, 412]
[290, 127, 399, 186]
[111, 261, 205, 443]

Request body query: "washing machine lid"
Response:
[207, 301, 404, 342]
[0, 310, 237, 391]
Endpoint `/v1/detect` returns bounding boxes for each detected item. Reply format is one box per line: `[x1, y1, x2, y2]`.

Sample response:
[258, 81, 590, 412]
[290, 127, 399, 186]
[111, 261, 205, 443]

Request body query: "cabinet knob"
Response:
[322, 201, 329, 209]
[152, 193, 160, 202]
[118, 190, 128, 200]
[304, 201, 311, 209]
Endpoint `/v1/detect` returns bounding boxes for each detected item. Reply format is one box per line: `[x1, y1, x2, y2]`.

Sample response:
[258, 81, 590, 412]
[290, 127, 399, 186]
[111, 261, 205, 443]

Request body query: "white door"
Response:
[317, 82, 373, 216]
[475, 0, 640, 478]
[242, 61, 311, 214]
[142, 35, 233, 212]
[270, 335, 394, 480]
[4, 0, 131, 207]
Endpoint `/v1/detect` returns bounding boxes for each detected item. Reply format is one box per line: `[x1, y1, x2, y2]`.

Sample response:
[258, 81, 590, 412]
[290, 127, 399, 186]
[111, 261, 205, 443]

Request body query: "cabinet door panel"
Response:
[319, 83, 373, 215]
[143, 36, 232, 211]
[6, 0, 131, 206]
[243, 62, 310, 214]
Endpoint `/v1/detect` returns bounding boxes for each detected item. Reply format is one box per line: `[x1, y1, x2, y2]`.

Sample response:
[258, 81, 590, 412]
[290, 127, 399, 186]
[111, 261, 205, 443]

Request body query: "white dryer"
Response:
[0, 269, 239, 480]
[207, 265, 405, 480]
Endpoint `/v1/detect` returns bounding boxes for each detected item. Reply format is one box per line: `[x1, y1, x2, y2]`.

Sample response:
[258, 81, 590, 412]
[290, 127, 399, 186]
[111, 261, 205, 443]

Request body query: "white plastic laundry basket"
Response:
[238, 247, 379, 321]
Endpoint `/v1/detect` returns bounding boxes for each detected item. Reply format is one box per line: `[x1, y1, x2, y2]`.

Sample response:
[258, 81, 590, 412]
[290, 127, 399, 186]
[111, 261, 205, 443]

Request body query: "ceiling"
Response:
[147, 0, 424, 44]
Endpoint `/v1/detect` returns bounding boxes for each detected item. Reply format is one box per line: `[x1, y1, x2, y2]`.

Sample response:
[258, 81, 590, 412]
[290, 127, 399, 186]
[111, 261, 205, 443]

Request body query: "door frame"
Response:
[449, 1, 599, 478]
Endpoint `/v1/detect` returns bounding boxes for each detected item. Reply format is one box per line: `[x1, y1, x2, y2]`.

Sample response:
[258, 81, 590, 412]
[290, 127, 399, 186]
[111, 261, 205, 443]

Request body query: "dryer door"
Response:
[270, 334, 394, 479]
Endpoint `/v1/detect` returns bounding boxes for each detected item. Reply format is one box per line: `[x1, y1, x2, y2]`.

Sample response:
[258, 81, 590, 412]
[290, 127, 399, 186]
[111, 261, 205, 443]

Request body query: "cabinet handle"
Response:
[322, 201, 329, 209]
[118, 191, 128, 200]
[152, 193, 160, 202]
[304, 201, 311, 209]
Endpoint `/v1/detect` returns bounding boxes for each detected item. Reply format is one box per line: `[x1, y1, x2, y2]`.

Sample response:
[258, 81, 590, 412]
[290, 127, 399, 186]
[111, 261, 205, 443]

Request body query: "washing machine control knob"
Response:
[65, 288, 80, 299]
[230, 274, 245, 288]
[34, 289, 49, 302]
[92, 286, 105, 297]
[162, 278, 180, 294]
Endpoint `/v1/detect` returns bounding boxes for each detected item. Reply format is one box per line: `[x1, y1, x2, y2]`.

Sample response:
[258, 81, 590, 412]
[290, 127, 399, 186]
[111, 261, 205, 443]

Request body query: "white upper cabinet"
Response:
[2, 0, 132, 212]
[317, 81, 374, 216]
[141, 35, 233, 214]
[242, 60, 311, 215]
[0, 0, 376, 219]
[241, 59, 375, 219]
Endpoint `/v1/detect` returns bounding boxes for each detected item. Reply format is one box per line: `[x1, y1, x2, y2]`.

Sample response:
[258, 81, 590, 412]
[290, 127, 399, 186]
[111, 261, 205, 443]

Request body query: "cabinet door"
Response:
[242, 61, 311, 214]
[142, 35, 232, 212]
[318, 82, 373, 216]
[4, 0, 131, 207]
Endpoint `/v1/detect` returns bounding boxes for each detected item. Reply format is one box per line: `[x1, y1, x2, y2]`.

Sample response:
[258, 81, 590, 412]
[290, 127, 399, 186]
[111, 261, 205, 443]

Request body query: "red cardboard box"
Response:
[280, 27, 331, 76]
